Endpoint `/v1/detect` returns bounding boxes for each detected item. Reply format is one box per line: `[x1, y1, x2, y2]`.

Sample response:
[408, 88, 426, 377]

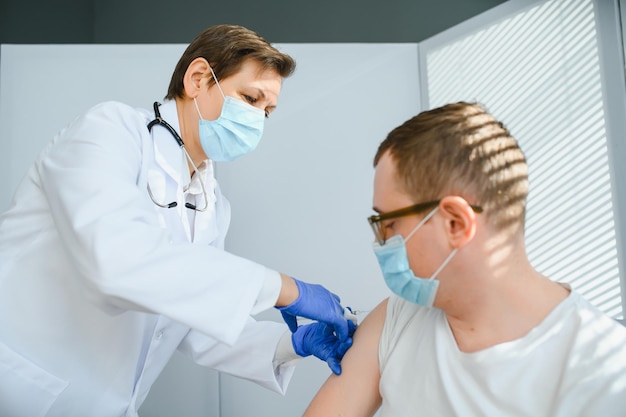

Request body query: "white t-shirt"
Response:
[379, 290, 626, 417]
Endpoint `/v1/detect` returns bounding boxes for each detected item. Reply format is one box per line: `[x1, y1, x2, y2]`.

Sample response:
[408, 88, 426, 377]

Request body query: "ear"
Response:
[438, 196, 477, 248]
[182, 57, 211, 99]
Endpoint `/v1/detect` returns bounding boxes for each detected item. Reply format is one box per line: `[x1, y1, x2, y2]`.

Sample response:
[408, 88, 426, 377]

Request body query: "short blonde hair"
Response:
[374, 102, 529, 232]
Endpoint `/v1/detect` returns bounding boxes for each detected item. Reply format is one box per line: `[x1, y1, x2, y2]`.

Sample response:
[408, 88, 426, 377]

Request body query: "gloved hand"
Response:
[277, 278, 350, 342]
[292, 320, 357, 375]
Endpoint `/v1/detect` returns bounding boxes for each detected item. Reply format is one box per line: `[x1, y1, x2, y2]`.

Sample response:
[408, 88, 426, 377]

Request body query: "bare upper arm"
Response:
[302, 298, 389, 417]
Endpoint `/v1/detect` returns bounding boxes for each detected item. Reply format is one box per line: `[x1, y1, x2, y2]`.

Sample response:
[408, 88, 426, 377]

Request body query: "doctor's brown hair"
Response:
[166, 24, 296, 100]
[374, 102, 529, 233]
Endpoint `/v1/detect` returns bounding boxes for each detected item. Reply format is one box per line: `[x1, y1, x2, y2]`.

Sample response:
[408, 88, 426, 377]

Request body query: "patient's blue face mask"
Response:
[372, 207, 457, 307]
[194, 66, 265, 162]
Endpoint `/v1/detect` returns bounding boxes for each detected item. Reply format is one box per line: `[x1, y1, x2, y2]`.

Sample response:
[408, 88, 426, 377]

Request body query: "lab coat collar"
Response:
[186, 160, 211, 195]
[147, 100, 223, 245]
[150, 100, 189, 185]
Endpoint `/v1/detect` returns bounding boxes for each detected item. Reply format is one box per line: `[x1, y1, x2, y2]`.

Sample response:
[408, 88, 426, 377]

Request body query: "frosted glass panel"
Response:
[421, 0, 622, 318]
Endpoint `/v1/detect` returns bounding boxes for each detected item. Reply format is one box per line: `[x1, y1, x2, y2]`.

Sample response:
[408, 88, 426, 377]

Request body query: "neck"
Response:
[176, 97, 207, 172]
[441, 237, 569, 352]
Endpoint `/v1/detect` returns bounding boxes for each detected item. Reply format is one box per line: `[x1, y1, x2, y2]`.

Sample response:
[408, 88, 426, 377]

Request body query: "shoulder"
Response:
[58, 101, 152, 149]
[562, 290, 626, 377]
[354, 298, 389, 342]
[42, 101, 154, 171]
[559, 293, 626, 414]
[379, 295, 442, 364]
[385, 293, 418, 318]
[302, 300, 386, 416]
[340, 298, 388, 363]
[383, 294, 438, 334]
[80, 101, 151, 129]
[567, 290, 626, 338]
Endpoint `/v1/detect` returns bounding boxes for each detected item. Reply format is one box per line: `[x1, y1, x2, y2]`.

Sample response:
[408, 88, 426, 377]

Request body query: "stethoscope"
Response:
[146, 101, 209, 211]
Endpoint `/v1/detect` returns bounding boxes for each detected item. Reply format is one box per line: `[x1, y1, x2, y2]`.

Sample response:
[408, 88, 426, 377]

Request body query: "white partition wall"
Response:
[216, 43, 420, 416]
[0, 43, 420, 417]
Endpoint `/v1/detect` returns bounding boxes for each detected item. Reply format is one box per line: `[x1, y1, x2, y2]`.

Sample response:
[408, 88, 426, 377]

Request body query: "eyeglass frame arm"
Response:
[367, 200, 483, 245]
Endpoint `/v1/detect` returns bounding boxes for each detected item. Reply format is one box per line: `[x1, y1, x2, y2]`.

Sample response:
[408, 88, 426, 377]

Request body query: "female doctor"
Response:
[0, 24, 354, 417]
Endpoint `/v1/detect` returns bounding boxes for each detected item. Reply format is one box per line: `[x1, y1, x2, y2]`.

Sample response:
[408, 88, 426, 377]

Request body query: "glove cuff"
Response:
[275, 277, 305, 313]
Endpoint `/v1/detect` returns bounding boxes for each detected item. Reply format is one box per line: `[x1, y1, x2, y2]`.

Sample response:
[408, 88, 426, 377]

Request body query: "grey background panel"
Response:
[0, 0, 507, 44]
[0, 44, 186, 211]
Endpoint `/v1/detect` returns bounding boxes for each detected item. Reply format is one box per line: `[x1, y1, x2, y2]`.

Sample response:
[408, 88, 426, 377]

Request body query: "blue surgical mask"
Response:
[372, 207, 457, 307]
[194, 66, 265, 162]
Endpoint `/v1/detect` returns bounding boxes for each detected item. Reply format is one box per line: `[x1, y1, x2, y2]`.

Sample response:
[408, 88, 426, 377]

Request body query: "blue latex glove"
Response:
[277, 278, 350, 342]
[292, 320, 357, 375]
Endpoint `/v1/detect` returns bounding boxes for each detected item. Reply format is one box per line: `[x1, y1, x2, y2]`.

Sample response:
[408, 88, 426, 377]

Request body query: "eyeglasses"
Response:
[367, 200, 483, 245]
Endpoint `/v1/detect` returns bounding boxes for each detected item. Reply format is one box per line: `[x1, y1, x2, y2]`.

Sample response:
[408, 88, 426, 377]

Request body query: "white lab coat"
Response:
[0, 100, 296, 417]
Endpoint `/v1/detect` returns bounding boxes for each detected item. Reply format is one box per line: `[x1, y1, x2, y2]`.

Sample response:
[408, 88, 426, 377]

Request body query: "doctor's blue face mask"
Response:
[372, 207, 458, 307]
[194, 66, 265, 162]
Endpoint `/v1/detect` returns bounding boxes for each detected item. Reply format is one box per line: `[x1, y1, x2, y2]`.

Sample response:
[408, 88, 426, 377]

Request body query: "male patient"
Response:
[304, 102, 626, 417]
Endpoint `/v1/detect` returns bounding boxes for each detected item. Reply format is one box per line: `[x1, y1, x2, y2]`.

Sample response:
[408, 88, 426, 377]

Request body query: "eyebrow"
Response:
[372, 206, 382, 214]
[252, 88, 277, 112]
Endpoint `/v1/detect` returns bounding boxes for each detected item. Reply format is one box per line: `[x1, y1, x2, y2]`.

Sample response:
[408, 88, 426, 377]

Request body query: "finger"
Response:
[321, 323, 334, 337]
[347, 319, 358, 336]
[327, 357, 342, 375]
[333, 319, 350, 342]
[281, 311, 298, 333]
[336, 337, 353, 357]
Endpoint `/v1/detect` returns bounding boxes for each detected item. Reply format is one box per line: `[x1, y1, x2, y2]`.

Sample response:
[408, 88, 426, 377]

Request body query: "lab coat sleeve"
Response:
[37, 102, 273, 345]
[178, 318, 298, 394]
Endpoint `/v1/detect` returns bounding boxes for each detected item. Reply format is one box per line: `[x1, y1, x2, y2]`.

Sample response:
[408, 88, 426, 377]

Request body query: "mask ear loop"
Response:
[429, 248, 457, 281]
[193, 98, 205, 121]
[207, 65, 226, 99]
[401, 206, 457, 280]
[194, 65, 227, 121]
[405, 207, 439, 243]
